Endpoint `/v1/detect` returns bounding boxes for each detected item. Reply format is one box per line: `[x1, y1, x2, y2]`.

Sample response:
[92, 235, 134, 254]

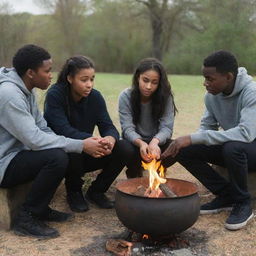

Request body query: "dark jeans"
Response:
[119, 139, 173, 178]
[0, 148, 68, 216]
[175, 141, 256, 203]
[65, 140, 126, 193]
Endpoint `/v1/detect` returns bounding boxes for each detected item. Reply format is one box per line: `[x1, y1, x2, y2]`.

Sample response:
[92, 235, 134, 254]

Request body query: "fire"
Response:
[141, 159, 166, 196]
[142, 234, 149, 239]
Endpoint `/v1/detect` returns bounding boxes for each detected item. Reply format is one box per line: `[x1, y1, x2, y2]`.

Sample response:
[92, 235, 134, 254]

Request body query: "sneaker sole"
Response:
[13, 227, 60, 240]
[225, 212, 254, 231]
[200, 207, 233, 215]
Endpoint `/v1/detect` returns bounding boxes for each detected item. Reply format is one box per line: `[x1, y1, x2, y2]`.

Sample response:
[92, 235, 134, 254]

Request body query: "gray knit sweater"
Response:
[118, 88, 174, 145]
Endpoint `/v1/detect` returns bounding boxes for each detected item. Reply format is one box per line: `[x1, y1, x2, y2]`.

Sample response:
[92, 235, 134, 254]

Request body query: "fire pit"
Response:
[115, 177, 200, 237]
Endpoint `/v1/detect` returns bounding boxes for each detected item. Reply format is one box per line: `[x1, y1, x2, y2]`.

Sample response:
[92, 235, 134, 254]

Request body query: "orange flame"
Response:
[142, 234, 149, 239]
[141, 159, 166, 191]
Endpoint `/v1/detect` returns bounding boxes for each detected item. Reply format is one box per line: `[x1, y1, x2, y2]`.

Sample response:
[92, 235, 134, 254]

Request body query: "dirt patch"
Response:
[0, 164, 255, 256]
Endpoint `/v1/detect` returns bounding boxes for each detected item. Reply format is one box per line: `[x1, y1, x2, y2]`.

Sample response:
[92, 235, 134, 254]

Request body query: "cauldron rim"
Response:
[116, 177, 198, 199]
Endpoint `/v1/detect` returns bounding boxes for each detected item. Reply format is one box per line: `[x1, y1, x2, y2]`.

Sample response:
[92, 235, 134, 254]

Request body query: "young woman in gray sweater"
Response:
[118, 58, 177, 178]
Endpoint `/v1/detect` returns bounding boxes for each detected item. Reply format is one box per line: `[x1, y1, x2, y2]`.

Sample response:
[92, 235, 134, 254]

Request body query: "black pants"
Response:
[175, 141, 256, 203]
[65, 140, 126, 193]
[0, 149, 68, 216]
[119, 139, 173, 178]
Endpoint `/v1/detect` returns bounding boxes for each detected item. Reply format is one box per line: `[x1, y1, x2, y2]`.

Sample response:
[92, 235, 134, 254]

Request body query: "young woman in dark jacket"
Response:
[44, 56, 125, 212]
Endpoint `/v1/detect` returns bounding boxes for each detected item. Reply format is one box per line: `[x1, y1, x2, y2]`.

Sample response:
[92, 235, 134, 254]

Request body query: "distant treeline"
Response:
[1, 0, 256, 74]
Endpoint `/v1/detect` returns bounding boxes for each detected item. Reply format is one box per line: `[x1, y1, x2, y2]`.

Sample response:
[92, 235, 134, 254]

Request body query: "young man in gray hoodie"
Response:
[162, 50, 256, 230]
[0, 45, 108, 239]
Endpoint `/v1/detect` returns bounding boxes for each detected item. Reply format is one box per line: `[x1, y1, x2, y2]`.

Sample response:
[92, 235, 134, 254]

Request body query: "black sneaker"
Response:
[67, 190, 89, 212]
[200, 196, 233, 214]
[86, 191, 114, 209]
[39, 208, 74, 222]
[12, 207, 59, 239]
[225, 202, 254, 230]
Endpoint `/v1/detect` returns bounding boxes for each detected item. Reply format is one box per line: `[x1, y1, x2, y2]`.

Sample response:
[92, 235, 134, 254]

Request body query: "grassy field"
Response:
[37, 73, 205, 138]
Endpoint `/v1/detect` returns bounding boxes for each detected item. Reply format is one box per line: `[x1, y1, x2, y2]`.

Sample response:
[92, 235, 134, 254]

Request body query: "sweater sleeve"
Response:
[96, 92, 119, 141]
[154, 96, 175, 144]
[44, 87, 92, 139]
[118, 89, 142, 143]
[197, 108, 219, 132]
[191, 90, 256, 145]
[0, 94, 83, 153]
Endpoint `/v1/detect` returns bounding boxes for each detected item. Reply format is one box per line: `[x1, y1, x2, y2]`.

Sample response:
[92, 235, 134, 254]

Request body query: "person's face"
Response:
[138, 69, 159, 101]
[30, 59, 53, 90]
[68, 68, 95, 101]
[202, 66, 234, 95]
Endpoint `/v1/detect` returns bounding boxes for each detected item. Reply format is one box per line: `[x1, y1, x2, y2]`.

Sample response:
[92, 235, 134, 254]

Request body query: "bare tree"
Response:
[135, 0, 199, 60]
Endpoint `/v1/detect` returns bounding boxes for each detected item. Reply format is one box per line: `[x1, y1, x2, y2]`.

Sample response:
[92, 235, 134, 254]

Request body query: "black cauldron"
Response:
[115, 177, 200, 237]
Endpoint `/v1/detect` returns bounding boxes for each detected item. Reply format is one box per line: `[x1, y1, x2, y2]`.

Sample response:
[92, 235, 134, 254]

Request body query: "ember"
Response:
[106, 229, 190, 256]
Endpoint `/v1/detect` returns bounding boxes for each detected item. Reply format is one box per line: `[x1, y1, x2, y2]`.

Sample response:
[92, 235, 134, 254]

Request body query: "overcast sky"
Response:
[4, 0, 47, 14]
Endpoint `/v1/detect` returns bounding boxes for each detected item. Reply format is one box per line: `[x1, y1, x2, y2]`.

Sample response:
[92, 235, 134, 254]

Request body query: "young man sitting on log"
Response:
[0, 44, 99, 239]
[162, 50, 256, 231]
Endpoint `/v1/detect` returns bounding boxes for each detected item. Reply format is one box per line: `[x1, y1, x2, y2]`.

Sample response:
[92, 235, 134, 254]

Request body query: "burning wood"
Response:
[159, 183, 177, 198]
[106, 239, 133, 256]
[141, 159, 177, 198]
[107, 230, 190, 255]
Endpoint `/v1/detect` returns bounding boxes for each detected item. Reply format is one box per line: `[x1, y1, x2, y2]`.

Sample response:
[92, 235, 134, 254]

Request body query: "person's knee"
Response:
[178, 144, 202, 159]
[46, 148, 69, 172]
[113, 139, 137, 156]
[222, 141, 244, 158]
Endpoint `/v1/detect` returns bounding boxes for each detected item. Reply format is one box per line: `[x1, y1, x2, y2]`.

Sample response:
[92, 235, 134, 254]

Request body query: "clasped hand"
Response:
[83, 136, 115, 158]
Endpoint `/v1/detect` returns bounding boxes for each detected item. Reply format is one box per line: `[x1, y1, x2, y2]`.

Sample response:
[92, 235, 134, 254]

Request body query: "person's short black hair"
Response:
[12, 44, 51, 77]
[203, 50, 238, 78]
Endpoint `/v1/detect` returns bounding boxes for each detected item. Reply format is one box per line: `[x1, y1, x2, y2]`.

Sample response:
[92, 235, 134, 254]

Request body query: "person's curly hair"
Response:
[12, 44, 51, 77]
[203, 50, 238, 79]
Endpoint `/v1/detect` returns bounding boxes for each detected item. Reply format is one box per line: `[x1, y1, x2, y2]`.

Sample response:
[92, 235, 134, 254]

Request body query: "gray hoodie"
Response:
[0, 67, 84, 184]
[191, 67, 256, 145]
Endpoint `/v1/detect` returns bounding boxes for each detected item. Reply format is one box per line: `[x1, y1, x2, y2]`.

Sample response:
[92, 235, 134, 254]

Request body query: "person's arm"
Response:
[118, 89, 142, 143]
[44, 87, 92, 139]
[197, 108, 219, 132]
[148, 138, 161, 160]
[191, 91, 256, 145]
[154, 96, 175, 145]
[0, 94, 83, 153]
[161, 135, 191, 159]
[95, 92, 119, 141]
[134, 138, 151, 162]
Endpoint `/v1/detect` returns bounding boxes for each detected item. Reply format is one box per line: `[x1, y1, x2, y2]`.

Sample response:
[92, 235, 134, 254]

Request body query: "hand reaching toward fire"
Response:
[134, 138, 152, 162]
[148, 138, 161, 160]
[161, 135, 192, 158]
[139, 142, 152, 162]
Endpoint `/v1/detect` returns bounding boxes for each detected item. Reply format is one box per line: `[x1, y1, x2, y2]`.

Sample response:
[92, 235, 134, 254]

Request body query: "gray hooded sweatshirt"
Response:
[191, 67, 256, 145]
[0, 67, 84, 184]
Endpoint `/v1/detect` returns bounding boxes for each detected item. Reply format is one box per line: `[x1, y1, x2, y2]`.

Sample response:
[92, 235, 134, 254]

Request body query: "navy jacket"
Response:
[44, 83, 119, 141]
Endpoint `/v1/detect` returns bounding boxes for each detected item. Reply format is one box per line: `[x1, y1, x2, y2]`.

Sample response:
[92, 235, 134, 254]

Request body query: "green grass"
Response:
[37, 73, 206, 138]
